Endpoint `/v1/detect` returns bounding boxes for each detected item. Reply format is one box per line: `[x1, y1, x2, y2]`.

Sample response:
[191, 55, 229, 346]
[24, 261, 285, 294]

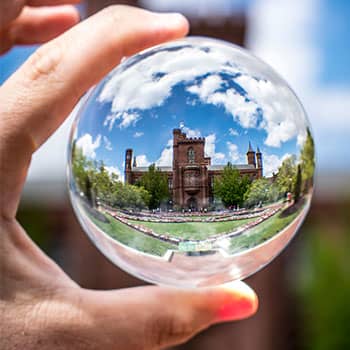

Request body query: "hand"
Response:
[0, 4, 258, 349]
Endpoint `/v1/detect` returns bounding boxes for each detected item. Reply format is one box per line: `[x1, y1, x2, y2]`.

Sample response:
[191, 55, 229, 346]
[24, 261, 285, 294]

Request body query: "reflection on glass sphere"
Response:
[68, 37, 315, 287]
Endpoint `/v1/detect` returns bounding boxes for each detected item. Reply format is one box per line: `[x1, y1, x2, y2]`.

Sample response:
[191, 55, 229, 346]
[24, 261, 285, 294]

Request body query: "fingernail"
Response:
[214, 281, 258, 322]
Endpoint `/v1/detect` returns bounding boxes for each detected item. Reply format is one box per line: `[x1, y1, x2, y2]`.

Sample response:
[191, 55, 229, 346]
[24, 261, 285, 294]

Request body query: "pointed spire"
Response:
[256, 146, 261, 154]
[247, 141, 254, 153]
[133, 156, 137, 168]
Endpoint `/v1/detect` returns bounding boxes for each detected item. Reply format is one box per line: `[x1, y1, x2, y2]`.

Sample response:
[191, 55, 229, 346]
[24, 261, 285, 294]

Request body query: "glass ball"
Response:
[68, 37, 315, 287]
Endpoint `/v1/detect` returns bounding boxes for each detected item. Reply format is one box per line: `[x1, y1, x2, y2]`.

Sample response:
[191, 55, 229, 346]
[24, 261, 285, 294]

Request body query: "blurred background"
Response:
[1, 0, 350, 349]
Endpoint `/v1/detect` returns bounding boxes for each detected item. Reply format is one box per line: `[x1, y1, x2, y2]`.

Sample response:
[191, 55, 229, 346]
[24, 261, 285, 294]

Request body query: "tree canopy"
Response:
[244, 178, 279, 207]
[136, 164, 170, 210]
[71, 144, 149, 210]
[300, 128, 315, 186]
[214, 163, 251, 208]
[276, 155, 297, 196]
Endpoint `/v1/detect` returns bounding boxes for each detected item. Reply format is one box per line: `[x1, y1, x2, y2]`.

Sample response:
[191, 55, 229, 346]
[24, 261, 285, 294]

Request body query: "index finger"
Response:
[0, 5, 189, 220]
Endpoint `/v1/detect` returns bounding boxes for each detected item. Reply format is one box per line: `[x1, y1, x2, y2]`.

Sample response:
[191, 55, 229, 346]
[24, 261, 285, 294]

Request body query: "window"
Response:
[188, 147, 195, 163]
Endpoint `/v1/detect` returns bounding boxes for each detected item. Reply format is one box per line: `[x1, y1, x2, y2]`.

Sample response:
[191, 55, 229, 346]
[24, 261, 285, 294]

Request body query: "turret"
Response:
[173, 128, 185, 146]
[124, 148, 133, 184]
[246, 142, 256, 167]
[256, 146, 263, 178]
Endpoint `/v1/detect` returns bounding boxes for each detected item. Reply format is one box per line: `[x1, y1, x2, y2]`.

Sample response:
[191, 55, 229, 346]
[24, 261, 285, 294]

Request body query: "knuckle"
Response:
[25, 42, 64, 82]
[100, 4, 140, 31]
[102, 4, 127, 14]
[101, 4, 125, 22]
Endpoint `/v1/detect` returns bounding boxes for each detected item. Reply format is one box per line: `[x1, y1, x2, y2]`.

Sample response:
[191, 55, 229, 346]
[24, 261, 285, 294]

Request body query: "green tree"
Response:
[214, 163, 250, 208]
[91, 162, 117, 204]
[137, 164, 169, 210]
[294, 164, 302, 203]
[276, 155, 297, 196]
[112, 183, 150, 210]
[71, 142, 96, 203]
[300, 128, 315, 190]
[244, 178, 279, 207]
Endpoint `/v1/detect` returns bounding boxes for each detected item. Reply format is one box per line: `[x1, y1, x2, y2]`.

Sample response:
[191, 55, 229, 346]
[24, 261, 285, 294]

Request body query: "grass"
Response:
[85, 201, 305, 257]
[228, 206, 303, 254]
[87, 211, 176, 257]
[128, 218, 255, 240]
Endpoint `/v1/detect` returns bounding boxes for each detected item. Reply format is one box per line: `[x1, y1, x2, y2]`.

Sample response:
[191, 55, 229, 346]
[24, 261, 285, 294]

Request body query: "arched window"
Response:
[188, 147, 195, 163]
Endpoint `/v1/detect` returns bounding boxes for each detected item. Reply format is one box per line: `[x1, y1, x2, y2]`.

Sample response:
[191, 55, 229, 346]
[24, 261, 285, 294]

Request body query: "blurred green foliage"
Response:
[297, 200, 350, 350]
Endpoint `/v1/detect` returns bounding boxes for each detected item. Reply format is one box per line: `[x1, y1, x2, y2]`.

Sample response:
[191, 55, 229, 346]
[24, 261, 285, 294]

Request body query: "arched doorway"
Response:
[187, 197, 198, 211]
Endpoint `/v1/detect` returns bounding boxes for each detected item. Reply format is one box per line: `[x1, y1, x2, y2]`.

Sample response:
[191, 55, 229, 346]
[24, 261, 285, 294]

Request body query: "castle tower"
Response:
[246, 142, 256, 167]
[124, 148, 133, 184]
[256, 146, 263, 178]
[133, 156, 137, 168]
[172, 128, 209, 209]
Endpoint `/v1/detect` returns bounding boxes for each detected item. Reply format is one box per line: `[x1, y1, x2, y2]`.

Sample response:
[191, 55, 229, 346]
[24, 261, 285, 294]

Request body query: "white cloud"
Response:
[246, 0, 350, 171]
[99, 38, 307, 149]
[229, 128, 239, 136]
[103, 136, 112, 151]
[120, 112, 140, 129]
[98, 42, 245, 131]
[208, 89, 259, 129]
[105, 166, 124, 182]
[76, 134, 101, 159]
[187, 74, 222, 100]
[263, 153, 291, 177]
[235, 75, 307, 147]
[182, 126, 201, 138]
[205, 133, 226, 164]
[136, 154, 151, 167]
[186, 72, 306, 148]
[104, 111, 140, 131]
[133, 131, 144, 138]
[186, 75, 259, 129]
[226, 142, 240, 162]
[156, 139, 173, 166]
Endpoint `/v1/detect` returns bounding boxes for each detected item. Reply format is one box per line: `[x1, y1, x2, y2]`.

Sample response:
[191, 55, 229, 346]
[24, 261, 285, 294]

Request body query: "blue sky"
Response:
[0, 0, 349, 187]
[77, 77, 300, 175]
[247, 0, 350, 173]
[0, 46, 37, 82]
[73, 41, 304, 179]
[318, 0, 350, 87]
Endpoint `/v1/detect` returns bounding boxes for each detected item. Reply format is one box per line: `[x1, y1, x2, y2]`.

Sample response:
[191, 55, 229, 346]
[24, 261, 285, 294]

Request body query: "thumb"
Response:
[80, 281, 258, 349]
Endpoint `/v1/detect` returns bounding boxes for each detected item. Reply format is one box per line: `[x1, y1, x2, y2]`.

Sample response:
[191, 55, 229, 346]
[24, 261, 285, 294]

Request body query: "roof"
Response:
[132, 166, 172, 173]
[208, 164, 255, 171]
[132, 164, 256, 172]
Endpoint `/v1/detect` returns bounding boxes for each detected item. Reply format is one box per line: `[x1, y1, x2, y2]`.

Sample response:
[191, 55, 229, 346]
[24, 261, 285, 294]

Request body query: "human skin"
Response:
[0, 2, 258, 349]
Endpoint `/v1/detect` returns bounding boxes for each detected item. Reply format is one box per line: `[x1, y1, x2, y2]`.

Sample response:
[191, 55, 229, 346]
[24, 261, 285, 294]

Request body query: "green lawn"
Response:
[87, 212, 176, 257]
[128, 218, 255, 240]
[81, 199, 306, 257]
[228, 207, 303, 254]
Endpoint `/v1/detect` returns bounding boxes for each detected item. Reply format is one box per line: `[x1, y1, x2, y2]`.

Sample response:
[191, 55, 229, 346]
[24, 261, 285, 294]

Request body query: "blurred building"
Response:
[1, 1, 348, 350]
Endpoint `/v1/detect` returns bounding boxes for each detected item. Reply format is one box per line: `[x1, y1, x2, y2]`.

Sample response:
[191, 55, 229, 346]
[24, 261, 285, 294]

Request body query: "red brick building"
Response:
[125, 128, 263, 210]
